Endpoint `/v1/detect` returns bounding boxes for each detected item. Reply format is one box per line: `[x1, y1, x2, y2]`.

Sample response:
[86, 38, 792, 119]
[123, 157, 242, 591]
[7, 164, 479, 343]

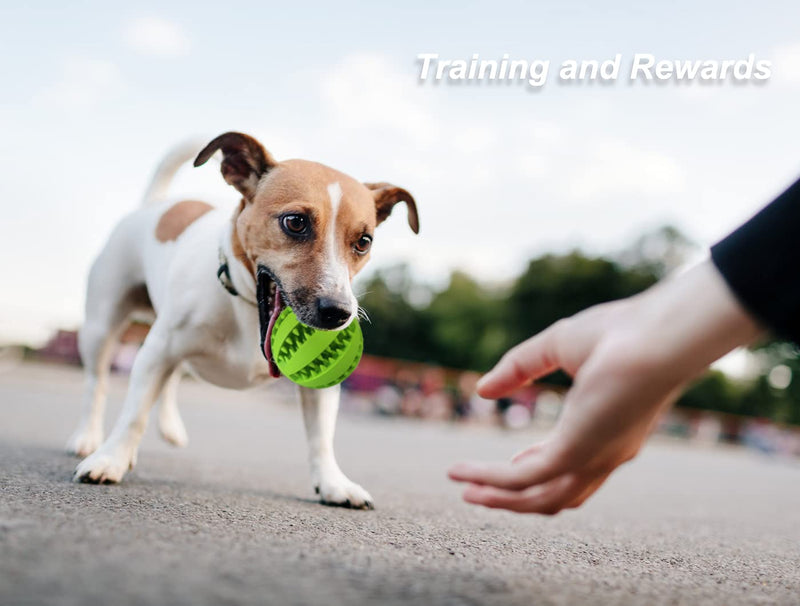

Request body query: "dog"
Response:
[66, 132, 419, 509]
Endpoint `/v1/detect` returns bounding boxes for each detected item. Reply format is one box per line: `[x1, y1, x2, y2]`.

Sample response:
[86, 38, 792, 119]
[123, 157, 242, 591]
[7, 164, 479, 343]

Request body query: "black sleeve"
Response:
[711, 177, 800, 344]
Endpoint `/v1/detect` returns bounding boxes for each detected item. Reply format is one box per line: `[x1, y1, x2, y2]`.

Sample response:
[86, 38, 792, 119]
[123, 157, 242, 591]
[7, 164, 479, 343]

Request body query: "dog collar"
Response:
[217, 248, 257, 306]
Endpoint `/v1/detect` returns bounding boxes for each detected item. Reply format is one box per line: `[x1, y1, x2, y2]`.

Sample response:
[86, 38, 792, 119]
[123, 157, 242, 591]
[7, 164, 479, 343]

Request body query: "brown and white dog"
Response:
[66, 132, 418, 509]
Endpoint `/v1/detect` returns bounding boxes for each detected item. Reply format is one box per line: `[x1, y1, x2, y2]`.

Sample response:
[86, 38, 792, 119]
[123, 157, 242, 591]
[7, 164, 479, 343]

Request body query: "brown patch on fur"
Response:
[155, 200, 214, 243]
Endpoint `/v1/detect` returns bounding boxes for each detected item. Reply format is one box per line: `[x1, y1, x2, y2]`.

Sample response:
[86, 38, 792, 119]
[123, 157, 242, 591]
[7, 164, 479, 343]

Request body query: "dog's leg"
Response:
[298, 385, 373, 509]
[157, 367, 188, 447]
[74, 329, 176, 484]
[66, 313, 129, 457]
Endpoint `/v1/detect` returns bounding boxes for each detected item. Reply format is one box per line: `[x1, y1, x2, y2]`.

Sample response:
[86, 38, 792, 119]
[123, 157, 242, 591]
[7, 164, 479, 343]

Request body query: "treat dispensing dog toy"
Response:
[270, 307, 363, 388]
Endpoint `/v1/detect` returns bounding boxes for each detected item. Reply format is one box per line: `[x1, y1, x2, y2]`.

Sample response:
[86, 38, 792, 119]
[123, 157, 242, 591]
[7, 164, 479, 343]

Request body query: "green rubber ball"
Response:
[270, 306, 363, 389]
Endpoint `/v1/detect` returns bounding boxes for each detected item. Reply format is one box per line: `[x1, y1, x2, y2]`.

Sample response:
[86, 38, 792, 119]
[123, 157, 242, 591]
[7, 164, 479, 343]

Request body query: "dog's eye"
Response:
[354, 235, 372, 255]
[281, 214, 310, 237]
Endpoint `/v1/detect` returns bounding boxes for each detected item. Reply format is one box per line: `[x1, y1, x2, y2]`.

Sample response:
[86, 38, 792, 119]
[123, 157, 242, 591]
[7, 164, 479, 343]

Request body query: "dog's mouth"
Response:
[256, 266, 285, 378]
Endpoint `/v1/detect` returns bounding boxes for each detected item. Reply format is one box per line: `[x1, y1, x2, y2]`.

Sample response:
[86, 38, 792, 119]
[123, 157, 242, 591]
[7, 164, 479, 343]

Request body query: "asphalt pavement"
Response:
[2, 362, 800, 605]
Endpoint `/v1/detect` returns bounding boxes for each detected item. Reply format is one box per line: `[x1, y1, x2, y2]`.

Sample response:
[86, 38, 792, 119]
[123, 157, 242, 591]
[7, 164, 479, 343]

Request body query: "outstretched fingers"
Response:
[448, 449, 564, 491]
[461, 474, 584, 514]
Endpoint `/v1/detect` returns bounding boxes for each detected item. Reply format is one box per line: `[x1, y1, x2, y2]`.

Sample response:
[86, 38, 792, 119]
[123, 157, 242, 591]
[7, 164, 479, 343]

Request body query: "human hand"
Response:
[448, 260, 763, 514]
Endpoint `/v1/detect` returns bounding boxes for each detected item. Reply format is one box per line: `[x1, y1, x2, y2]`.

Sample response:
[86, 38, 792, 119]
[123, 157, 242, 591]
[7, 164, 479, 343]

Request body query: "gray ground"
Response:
[1, 363, 800, 606]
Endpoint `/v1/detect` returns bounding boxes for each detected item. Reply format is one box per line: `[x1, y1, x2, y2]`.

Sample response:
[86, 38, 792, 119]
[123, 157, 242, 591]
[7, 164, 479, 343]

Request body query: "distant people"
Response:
[450, 178, 800, 514]
[373, 382, 402, 416]
[495, 397, 513, 426]
[453, 372, 480, 420]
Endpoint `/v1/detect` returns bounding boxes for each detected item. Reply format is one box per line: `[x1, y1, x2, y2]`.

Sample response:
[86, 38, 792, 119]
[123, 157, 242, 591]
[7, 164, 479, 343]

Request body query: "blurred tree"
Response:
[357, 264, 436, 364]
[359, 252, 661, 373]
[617, 225, 698, 279]
[507, 252, 658, 347]
[678, 370, 746, 416]
[743, 341, 800, 424]
[355, 229, 800, 426]
[424, 271, 508, 371]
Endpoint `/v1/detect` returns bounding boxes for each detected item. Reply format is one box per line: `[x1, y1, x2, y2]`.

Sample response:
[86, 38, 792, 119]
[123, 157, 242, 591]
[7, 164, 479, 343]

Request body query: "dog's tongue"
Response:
[264, 287, 284, 378]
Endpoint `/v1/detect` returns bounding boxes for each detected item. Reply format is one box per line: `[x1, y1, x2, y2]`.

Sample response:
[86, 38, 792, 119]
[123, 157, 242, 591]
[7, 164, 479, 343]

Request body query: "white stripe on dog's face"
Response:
[326, 181, 342, 262]
[324, 182, 356, 313]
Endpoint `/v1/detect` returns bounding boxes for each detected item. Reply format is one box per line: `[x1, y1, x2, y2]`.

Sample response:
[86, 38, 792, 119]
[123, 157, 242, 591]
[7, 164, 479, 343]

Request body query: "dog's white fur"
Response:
[66, 134, 417, 508]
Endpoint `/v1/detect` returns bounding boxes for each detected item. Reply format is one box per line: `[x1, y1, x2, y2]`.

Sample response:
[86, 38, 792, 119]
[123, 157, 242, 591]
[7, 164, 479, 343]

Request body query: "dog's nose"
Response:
[316, 297, 351, 329]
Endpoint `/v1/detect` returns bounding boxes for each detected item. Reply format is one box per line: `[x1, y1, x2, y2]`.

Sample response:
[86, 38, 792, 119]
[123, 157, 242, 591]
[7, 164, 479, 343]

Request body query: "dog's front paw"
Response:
[314, 472, 374, 510]
[66, 426, 104, 458]
[73, 445, 135, 484]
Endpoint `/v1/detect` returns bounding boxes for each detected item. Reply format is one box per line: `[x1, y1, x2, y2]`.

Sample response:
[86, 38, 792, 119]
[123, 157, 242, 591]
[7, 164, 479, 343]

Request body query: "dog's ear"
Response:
[194, 132, 277, 200]
[364, 182, 419, 234]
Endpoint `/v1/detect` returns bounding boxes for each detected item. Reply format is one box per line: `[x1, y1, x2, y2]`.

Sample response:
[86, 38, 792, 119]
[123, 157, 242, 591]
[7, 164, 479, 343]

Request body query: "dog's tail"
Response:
[141, 139, 208, 206]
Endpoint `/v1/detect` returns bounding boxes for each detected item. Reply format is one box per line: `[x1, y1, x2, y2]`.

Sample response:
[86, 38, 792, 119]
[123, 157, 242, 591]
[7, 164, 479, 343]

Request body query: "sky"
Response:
[2, 1, 800, 345]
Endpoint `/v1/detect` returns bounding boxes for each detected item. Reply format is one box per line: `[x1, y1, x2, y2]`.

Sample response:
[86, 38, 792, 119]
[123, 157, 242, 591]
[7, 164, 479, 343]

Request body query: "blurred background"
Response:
[3, 1, 800, 453]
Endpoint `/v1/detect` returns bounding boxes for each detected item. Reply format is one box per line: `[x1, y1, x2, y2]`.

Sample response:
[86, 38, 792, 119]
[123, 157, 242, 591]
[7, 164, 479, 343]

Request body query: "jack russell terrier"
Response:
[66, 132, 419, 509]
